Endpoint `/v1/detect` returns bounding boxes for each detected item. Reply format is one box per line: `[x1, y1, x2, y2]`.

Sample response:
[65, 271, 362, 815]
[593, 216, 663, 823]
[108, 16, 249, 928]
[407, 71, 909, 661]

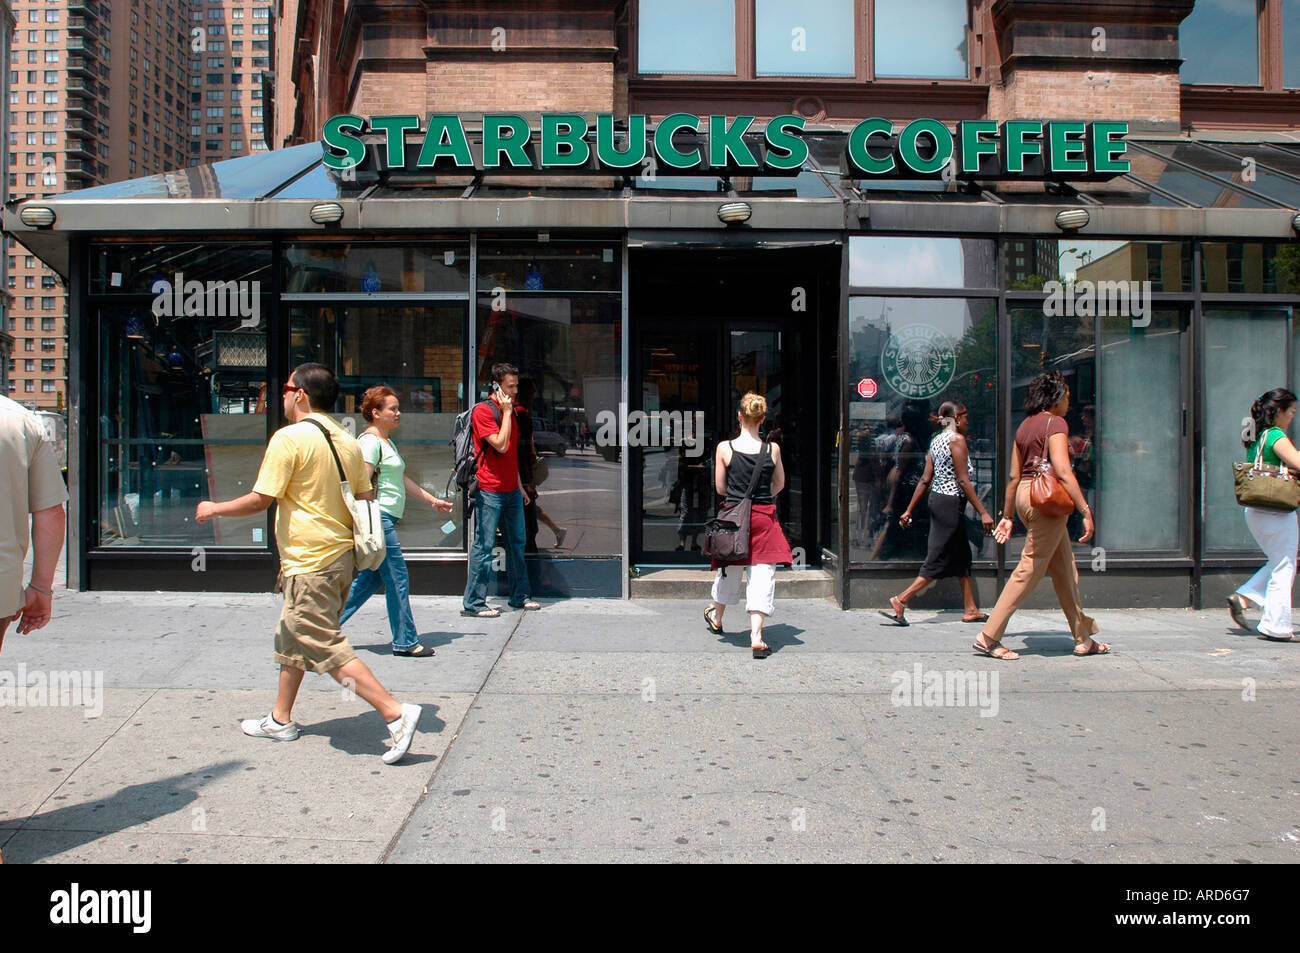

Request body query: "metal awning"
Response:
[6, 133, 1298, 280]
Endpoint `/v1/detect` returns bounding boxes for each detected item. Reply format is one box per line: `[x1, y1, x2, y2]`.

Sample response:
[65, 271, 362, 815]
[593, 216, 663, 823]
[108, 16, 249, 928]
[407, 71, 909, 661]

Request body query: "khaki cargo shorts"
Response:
[273, 552, 358, 674]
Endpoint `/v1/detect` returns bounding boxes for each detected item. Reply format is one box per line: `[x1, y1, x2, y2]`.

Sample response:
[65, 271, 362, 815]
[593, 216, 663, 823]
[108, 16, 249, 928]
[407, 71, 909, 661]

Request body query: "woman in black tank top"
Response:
[702, 393, 793, 659]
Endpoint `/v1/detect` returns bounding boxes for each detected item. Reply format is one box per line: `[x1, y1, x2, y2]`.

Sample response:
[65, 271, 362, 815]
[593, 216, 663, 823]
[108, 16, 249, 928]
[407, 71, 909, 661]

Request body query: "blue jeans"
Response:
[463, 488, 530, 611]
[339, 511, 420, 651]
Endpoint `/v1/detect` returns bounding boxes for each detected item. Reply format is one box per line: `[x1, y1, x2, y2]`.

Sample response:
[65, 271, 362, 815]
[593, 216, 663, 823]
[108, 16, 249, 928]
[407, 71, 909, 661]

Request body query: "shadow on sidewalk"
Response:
[300, 706, 447, 762]
[1, 760, 242, 864]
[351, 630, 485, 655]
[715, 623, 806, 655]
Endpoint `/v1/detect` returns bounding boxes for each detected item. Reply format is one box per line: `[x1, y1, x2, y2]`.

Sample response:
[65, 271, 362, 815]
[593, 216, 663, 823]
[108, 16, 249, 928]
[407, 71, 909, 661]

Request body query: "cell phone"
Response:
[491, 381, 502, 395]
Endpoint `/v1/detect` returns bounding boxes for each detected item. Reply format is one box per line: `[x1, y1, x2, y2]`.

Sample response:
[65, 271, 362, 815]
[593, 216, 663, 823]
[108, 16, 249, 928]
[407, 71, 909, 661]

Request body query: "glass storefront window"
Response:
[849, 237, 995, 289]
[755, 0, 854, 77]
[874, 0, 968, 79]
[1098, 310, 1185, 553]
[1179, 0, 1260, 86]
[90, 242, 272, 295]
[283, 243, 470, 294]
[1205, 308, 1291, 552]
[97, 303, 270, 548]
[476, 292, 622, 556]
[1287, 0, 1300, 88]
[848, 297, 997, 563]
[638, 0, 735, 75]
[1005, 238, 1193, 292]
[1201, 243, 1300, 294]
[289, 304, 467, 549]
[478, 241, 620, 293]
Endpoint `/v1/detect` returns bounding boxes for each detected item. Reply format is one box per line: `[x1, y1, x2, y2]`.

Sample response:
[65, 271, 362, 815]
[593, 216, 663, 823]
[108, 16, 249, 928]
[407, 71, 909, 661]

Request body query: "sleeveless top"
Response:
[724, 442, 776, 505]
[929, 430, 964, 497]
[1248, 426, 1285, 467]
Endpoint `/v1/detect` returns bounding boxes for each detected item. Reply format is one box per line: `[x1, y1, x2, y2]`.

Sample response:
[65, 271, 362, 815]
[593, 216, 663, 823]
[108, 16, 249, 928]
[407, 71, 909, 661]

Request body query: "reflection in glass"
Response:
[1179, 0, 1259, 85]
[848, 297, 997, 563]
[290, 304, 467, 549]
[69, 142, 322, 200]
[756, 0, 854, 77]
[638, 0, 735, 74]
[849, 237, 995, 289]
[1205, 309, 1290, 551]
[476, 293, 622, 556]
[1287, 0, 1300, 88]
[874, 0, 968, 78]
[91, 242, 273, 295]
[1098, 311, 1184, 552]
[477, 242, 620, 292]
[1005, 238, 1193, 292]
[97, 304, 269, 548]
[1201, 243, 1300, 294]
[284, 243, 470, 294]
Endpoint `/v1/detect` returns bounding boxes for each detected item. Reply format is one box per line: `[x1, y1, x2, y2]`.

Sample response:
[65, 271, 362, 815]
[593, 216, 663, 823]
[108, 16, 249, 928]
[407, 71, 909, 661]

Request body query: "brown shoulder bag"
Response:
[1026, 414, 1074, 517]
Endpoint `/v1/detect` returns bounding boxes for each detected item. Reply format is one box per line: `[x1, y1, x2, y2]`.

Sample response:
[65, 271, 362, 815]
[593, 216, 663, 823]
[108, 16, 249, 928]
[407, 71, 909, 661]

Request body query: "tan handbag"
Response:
[1026, 414, 1074, 517]
[1233, 429, 1300, 512]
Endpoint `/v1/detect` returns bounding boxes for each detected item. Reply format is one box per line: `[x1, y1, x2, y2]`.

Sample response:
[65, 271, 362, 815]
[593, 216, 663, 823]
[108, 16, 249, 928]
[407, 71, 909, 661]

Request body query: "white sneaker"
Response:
[383, 703, 422, 764]
[241, 712, 300, 742]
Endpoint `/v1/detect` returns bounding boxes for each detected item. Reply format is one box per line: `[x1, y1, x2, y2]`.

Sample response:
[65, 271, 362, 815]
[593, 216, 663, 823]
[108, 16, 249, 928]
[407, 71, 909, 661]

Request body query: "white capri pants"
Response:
[711, 563, 777, 616]
[1238, 505, 1299, 639]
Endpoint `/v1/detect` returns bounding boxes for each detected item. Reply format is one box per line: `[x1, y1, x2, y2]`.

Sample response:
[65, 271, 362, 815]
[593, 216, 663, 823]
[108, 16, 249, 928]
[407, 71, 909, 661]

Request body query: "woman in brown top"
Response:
[975, 371, 1108, 660]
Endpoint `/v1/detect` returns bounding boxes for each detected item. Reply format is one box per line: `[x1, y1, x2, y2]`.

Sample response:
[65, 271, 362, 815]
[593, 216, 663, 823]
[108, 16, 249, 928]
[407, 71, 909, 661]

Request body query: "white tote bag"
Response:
[303, 419, 387, 571]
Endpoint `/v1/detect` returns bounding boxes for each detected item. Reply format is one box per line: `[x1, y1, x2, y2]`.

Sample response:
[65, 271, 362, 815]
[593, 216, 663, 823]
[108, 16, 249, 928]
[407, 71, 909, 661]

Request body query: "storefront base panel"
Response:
[848, 567, 1195, 610]
[84, 553, 623, 597]
[1201, 568, 1300, 610]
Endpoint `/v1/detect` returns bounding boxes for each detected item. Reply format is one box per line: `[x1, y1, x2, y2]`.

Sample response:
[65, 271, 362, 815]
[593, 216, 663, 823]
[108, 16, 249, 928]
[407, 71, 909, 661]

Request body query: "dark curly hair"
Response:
[1025, 371, 1069, 415]
[1245, 388, 1297, 449]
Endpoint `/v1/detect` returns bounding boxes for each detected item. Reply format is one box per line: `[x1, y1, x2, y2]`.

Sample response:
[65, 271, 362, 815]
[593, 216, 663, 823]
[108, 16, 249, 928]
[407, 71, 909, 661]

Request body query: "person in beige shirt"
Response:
[196, 363, 421, 764]
[0, 395, 68, 653]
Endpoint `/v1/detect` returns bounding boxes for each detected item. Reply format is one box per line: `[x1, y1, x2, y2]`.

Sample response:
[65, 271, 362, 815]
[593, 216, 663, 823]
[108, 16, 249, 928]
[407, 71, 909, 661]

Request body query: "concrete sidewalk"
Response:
[1, 591, 1298, 863]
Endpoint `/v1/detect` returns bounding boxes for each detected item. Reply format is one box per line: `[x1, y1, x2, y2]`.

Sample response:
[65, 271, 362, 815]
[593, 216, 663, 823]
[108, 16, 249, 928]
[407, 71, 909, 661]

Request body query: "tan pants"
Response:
[273, 553, 359, 674]
[982, 482, 1099, 646]
[0, 613, 15, 657]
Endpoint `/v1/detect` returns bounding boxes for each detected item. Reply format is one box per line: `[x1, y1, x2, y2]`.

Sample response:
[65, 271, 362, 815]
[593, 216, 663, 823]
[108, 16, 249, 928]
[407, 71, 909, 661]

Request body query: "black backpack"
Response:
[448, 399, 502, 516]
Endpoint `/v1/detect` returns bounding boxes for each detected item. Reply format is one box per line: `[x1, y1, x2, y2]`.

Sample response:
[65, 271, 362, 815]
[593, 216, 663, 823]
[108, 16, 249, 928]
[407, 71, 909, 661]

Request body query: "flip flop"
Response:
[879, 610, 909, 627]
[460, 607, 501, 618]
[704, 607, 723, 634]
[962, 613, 990, 623]
[394, 644, 434, 657]
[1073, 639, 1111, 656]
[1257, 634, 1300, 643]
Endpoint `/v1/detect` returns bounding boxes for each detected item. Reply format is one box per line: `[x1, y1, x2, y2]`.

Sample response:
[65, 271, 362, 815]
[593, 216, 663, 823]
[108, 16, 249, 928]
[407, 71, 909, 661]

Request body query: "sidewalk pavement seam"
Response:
[1, 688, 160, 848]
[377, 609, 528, 864]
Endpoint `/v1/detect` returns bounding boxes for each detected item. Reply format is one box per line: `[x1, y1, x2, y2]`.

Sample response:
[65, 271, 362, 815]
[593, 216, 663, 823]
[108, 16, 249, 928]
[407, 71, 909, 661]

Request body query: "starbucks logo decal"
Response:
[881, 324, 957, 399]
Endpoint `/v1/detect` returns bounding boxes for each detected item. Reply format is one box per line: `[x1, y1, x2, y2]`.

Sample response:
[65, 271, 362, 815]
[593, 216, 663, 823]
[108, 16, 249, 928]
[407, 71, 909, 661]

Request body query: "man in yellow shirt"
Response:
[197, 363, 420, 764]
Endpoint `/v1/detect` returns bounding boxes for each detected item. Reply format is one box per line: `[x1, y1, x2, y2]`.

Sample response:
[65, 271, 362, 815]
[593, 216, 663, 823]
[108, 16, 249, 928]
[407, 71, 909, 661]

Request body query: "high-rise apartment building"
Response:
[0, 0, 13, 398]
[4, 0, 269, 409]
[189, 0, 273, 164]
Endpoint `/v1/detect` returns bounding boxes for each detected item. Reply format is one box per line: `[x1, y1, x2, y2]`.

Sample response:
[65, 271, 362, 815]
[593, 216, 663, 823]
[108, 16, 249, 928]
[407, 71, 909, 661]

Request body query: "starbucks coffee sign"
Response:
[881, 325, 957, 400]
[320, 113, 1130, 181]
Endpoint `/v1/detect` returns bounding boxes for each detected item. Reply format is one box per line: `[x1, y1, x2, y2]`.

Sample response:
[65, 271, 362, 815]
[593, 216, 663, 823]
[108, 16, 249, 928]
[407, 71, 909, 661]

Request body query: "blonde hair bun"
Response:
[739, 392, 767, 423]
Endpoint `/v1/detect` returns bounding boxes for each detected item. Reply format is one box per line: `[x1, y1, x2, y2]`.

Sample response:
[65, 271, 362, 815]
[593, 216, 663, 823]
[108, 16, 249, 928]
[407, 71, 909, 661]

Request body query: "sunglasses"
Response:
[282, 384, 304, 396]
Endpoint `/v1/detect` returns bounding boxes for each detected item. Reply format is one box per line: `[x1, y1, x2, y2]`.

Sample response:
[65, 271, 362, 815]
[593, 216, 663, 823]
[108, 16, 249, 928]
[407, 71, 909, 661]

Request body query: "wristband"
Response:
[26, 582, 52, 595]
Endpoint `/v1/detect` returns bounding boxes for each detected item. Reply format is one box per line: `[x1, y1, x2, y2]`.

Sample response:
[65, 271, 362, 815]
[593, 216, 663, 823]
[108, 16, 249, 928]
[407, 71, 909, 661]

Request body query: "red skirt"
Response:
[711, 503, 794, 569]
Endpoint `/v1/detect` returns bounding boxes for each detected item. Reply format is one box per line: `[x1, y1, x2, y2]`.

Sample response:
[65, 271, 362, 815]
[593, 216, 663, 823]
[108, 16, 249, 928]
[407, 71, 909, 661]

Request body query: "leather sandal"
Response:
[704, 606, 723, 634]
[972, 637, 1019, 660]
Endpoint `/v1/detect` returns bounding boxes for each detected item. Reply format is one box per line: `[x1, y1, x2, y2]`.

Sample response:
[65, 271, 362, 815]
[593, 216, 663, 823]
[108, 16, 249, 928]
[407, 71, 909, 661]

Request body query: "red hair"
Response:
[361, 385, 397, 422]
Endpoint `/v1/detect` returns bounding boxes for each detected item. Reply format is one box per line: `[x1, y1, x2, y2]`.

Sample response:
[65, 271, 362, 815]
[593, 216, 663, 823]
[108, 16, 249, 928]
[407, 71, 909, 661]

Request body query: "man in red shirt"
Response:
[462, 363, 541, 617]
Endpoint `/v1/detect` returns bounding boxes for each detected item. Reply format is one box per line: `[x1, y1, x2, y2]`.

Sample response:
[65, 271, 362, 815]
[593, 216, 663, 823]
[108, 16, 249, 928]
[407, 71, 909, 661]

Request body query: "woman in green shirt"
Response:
[340, 386, 454, 656]
[1229, 388, 1300, 641]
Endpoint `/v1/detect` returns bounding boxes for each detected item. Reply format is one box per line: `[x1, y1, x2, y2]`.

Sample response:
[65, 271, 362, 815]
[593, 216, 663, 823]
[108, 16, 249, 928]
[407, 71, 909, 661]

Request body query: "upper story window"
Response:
[1180, 0, 1299, 90]
[638, 0, 736, 74]
[755, 0, 855, 77]
[635, 0, 969, 80]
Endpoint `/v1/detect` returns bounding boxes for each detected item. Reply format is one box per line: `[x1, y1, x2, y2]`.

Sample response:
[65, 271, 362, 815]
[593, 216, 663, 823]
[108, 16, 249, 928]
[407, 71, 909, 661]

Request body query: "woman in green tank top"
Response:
[1229, 388, 1300, 641]
[339, 386, 454, 656]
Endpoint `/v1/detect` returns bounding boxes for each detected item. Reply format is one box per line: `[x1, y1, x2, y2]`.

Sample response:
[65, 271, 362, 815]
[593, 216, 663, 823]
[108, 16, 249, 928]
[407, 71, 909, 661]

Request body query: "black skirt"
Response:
[920, 492, 973, 579]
